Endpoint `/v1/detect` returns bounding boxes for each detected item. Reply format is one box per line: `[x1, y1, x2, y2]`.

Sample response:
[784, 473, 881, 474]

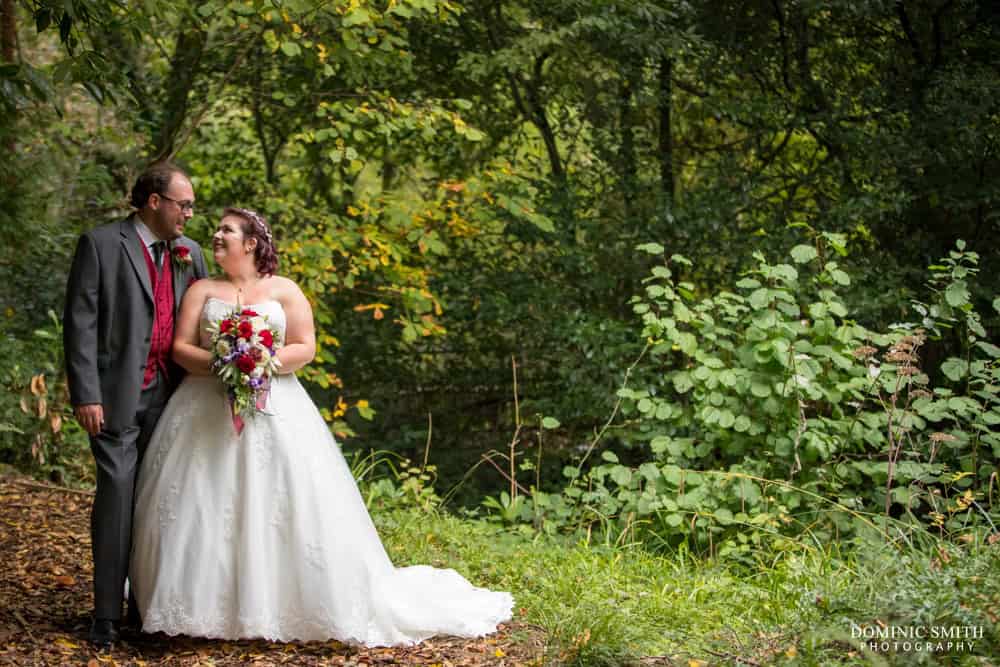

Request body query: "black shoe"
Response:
[89, 618, 120, 648]
[123, 605, 142, 631]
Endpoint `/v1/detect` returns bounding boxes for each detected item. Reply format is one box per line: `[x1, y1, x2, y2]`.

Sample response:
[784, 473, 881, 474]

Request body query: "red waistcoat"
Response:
[140, 242, 175, 388]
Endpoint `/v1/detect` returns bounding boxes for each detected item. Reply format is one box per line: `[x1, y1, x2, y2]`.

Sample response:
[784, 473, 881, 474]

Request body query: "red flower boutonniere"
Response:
[172, 245, 193, 269]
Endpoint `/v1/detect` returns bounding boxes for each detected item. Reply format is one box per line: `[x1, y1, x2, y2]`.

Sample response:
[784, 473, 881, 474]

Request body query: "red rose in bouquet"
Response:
[238, 321, 254, 339]
[236, 354, 256, 374]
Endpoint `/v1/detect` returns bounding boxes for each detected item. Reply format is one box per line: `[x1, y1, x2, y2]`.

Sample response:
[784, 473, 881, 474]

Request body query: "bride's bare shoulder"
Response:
[270, 275, 307, 298]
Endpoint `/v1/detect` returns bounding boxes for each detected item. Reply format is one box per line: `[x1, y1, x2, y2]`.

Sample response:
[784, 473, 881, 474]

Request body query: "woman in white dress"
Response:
[129, 207, 513, 646]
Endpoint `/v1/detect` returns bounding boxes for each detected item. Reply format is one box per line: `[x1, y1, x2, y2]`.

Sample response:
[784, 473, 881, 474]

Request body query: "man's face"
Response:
[149, 174, 195, 240]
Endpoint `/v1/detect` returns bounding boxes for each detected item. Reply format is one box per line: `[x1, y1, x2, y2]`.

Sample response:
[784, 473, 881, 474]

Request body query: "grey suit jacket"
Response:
[63, 214, 209, 432]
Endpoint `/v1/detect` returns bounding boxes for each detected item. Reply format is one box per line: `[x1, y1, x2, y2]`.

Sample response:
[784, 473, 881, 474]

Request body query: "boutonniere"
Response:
[172, 245, 193, 269]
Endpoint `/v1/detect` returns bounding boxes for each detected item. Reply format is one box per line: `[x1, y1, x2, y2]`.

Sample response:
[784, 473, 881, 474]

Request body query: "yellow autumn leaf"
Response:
[494, 648, 505, 658]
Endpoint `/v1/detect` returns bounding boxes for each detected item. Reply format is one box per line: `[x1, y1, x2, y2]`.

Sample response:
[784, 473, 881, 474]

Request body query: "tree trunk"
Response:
[658, 56, 674, 204]
[618, 72, 638, 222]
[0, 0, 14, 64]
[153, 29, 206, 160]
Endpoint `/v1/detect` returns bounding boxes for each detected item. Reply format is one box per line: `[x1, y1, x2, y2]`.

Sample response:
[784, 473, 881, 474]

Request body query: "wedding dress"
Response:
[130, 297, 513, 645]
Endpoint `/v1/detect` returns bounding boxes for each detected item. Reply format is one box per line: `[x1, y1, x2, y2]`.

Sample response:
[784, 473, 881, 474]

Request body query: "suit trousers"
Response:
[89, 370, 170, 620]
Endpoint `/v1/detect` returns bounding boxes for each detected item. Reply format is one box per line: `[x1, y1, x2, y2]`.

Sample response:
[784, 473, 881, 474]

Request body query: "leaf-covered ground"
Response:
[0, 474, 546, 666]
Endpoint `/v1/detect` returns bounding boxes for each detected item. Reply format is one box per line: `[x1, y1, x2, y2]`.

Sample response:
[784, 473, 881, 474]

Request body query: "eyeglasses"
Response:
[158, 193, 195, 213]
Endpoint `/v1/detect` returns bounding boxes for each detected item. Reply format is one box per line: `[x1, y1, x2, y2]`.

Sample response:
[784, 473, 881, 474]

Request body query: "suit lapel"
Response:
[171, 241, 186, 316]
[120, 217, 154, 303]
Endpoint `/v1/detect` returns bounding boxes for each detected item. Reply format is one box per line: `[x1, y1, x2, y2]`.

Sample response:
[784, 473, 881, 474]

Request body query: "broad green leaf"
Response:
[945, 281, 970, 307]
[749, 288, 770, 309]
[541, 416, 561, 429]
[975, 341, 1000, 358]
[941, 358, 969, 382]
[790, 244, 818, 263]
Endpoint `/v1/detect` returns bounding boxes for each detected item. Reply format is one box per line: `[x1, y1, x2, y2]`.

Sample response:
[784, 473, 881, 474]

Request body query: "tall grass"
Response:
[369, 497, 999, 666]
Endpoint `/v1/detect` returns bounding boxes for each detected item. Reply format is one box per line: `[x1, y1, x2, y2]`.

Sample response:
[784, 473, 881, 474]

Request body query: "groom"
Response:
[63, 162, 208, 647]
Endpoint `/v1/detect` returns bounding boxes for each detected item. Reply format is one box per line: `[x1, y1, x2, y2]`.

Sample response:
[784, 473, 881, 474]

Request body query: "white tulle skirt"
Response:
[130, 373, 513, 646]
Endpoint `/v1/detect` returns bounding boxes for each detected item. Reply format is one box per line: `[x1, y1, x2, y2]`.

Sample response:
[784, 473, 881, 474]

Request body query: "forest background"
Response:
[2, 0, 1000, 664]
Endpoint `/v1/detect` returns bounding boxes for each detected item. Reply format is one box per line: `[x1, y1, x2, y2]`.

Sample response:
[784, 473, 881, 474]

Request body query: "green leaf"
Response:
[601, 451, 619, 463]
[638, 463, 660, 482]
[993, 297, 1000, 314]
[714, 508, 734, 525]
[650, 436, 672, 454]
[280, 41, 301, 57]
[749, 288, 770, 309]
[945, 281, 970, 308]
[610, 466, 632, 486]
[678, 332, 698, 356]
[541, 416, 561, 429]
[829, 269, 851, 286]
[790, 244, 818, 264]
[975, 341, 1000, 358]
[672, 372, 693, 394]
[941, 358, 969, 382]
[734, 415, 752, 432]
[342, 7, 372, 27]
[637, 242, 664, 254]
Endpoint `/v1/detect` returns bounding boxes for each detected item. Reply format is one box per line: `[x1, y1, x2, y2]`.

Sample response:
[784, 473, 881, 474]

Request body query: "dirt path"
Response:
[0, 475, 545, 666]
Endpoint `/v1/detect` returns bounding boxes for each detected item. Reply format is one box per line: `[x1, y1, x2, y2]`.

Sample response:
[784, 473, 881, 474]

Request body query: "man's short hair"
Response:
[129, 162, 189, 210]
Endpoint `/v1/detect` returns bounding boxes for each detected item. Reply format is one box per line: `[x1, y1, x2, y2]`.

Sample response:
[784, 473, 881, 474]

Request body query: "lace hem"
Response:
[141, 592, 514, 647]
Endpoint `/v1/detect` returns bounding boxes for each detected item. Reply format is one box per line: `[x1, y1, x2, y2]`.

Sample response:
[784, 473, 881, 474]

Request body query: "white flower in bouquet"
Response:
[216, 339, 232, 357]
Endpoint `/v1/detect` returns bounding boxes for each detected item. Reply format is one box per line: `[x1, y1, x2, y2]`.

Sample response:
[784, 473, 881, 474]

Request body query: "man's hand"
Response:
[74, 404, 104, 436]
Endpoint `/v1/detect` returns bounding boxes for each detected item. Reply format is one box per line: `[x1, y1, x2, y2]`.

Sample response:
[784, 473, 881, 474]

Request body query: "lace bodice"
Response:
[199, 297, 287, 350]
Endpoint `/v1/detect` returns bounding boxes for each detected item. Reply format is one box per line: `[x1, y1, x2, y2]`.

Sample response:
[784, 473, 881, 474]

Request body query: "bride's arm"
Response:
[172, 281, 214, 376]
[275, 279, 316, 375]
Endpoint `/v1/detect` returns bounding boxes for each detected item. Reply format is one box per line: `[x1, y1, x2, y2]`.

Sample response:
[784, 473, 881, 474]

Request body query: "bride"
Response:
[129, 207, 513, 646]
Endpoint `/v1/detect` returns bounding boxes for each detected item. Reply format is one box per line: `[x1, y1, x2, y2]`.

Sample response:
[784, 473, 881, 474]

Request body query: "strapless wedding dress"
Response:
[129, 297, 513, 645]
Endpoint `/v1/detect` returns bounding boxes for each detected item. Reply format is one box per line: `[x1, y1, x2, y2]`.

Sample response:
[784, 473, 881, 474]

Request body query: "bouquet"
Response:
[207, 303, 283, 434]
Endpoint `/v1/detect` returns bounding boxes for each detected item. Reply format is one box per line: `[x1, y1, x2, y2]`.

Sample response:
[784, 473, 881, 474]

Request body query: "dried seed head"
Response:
[852, 345, 878, 359]
[885, 347, 916, 363]
[929, 432, 958, 443]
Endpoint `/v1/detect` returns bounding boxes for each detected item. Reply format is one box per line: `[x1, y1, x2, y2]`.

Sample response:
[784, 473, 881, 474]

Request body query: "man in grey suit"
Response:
[63, 162, 209, 647]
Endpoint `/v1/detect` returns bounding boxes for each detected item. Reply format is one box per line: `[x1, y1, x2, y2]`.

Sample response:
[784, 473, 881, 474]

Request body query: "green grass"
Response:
[372, 506, 1000, 666]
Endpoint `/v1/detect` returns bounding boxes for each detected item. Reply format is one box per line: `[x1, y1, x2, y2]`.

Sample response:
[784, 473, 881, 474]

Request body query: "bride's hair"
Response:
[224, 207, 279, 276]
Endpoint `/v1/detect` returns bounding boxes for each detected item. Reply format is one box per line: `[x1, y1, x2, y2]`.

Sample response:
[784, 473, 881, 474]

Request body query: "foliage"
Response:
[0, 312, 91, 484]
[478, 236, 999, 556]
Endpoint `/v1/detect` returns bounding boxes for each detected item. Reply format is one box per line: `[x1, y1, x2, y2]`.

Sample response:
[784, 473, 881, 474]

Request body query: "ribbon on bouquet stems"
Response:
[228, 380, 270, 436]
